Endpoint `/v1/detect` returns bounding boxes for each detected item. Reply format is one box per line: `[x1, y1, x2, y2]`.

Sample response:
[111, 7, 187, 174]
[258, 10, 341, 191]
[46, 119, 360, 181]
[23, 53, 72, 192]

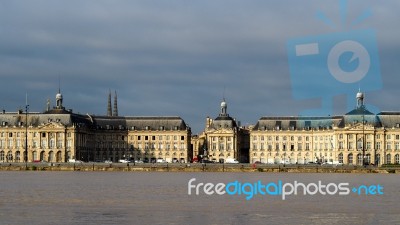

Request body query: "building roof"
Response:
[92, 116, 189, 131]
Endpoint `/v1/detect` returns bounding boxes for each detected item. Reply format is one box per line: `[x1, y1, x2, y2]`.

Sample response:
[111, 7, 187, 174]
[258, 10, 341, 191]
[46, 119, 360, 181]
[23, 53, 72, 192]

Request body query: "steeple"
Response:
[107, 90, 112, 117]
[113, 90, 118, 117]
[356, 89, 364, 109]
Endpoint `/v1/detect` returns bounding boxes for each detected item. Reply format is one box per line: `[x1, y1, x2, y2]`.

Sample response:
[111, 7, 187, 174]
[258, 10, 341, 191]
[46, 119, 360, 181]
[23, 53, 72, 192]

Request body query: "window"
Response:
[395, 154, 400, 164]
[386, 154, 392, 164]
[338, 153, 343, 164]
[9, 133, 12, 138]
[305, 143, 310, 151]
[387, 143, 392, 150]
[348, 142, 353, 150]
[376, 142, 381, 150]
[339, 142, 344, 150]
[348, 154, 353, 164]
[42, 133, 46, 138]
[181, 136, 185, 141]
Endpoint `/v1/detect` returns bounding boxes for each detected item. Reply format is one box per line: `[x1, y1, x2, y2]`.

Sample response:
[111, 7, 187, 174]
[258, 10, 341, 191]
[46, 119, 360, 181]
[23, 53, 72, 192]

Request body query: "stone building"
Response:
[192, 99, 249, 163]
[250, 91, 400, 165]
[0, 90, 191, 163]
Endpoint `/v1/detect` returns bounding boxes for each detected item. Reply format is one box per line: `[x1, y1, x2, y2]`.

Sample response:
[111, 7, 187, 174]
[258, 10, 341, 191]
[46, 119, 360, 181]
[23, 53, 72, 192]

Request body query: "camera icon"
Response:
[287, 29, 382, 102]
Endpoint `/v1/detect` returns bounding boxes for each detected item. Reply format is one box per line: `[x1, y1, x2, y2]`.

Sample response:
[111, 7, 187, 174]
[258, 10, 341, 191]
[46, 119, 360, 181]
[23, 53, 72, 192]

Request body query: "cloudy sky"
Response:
[0, 0, 399, 133]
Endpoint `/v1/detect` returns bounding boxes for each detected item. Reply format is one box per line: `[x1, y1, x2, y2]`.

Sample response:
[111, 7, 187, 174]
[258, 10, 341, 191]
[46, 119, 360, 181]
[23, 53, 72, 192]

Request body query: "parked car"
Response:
[104, 160, 112, 163]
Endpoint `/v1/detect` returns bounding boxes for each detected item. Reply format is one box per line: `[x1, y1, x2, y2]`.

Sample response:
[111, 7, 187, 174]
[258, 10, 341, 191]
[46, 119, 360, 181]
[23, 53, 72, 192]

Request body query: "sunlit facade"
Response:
[250, 91, 400, 165]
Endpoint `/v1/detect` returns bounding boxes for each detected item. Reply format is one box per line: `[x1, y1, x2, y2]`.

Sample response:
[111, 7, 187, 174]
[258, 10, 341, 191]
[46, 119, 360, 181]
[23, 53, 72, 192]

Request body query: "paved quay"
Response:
[1, 162, 399, 173]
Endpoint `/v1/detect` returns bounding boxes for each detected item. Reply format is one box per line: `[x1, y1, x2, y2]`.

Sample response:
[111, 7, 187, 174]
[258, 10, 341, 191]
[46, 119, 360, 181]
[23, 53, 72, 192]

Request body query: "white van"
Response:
[225, 158, 239, 164]
[118, 159, 130, 163]
[156, 158, 166, 163]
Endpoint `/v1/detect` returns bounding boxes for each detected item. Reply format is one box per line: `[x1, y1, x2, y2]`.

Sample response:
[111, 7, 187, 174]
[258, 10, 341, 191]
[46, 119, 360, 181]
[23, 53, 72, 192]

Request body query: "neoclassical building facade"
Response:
[0, 90, 191, 163]
[250, 91, 400, 165]
[191, 99, 249, 163]
[2, 89, 400, 166]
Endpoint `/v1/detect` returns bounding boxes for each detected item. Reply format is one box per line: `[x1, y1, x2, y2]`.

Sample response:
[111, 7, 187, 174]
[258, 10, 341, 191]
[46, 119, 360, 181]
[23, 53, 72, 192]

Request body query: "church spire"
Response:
[107, 90, 112, 116]
[113, 90, 118, 117]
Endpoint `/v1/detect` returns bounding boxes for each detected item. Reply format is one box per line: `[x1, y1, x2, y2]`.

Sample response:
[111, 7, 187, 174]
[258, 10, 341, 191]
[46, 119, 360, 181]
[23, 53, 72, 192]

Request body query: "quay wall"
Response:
[1, 163, 400, 173]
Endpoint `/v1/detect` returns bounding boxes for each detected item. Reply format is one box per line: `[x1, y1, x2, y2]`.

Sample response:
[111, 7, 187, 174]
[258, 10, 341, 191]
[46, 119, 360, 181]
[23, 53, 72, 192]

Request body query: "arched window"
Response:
[365, 154, 371, 164]
[0, 151, 4, 161]
[338, 153, 343, 164]
[395, 154, 400, 164]
[32, 151, 37, 161]
[357, 154, 363, 165]
[386, 154, 392, 164]
[49, 151, 54, 162]
[40, 151, 45, 161]
[15, 151, 20, 162]
[56, 151, 62, 162]
[348, 153, 353, 164]
[7, 151, 13, 161]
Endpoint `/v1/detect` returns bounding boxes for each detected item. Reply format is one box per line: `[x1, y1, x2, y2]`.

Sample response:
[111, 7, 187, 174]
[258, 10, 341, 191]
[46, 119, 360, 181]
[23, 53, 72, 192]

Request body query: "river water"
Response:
[0, 171, 399, 225]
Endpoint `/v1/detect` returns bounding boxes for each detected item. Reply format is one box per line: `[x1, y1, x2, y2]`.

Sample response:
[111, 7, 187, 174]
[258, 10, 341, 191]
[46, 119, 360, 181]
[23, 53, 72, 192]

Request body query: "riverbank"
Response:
[1, 162, 400, 173]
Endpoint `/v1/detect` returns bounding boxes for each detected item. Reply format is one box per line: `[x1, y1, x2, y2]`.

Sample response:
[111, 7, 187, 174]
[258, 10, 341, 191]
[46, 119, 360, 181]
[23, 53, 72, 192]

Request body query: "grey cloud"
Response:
[0, 0, 399, 133]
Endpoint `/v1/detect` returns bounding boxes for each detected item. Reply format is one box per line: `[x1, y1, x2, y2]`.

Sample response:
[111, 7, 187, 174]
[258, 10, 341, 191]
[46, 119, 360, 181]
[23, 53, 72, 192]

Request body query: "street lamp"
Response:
[25, 103, 29, 169]
[362, 112, 366, 167]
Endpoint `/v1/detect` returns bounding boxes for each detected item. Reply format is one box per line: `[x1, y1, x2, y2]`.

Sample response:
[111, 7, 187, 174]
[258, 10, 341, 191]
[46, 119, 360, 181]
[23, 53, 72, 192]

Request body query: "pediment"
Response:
[38, 122, 65, 130]
[207, 129, 234, 134]
[345, 123, 374, 131]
